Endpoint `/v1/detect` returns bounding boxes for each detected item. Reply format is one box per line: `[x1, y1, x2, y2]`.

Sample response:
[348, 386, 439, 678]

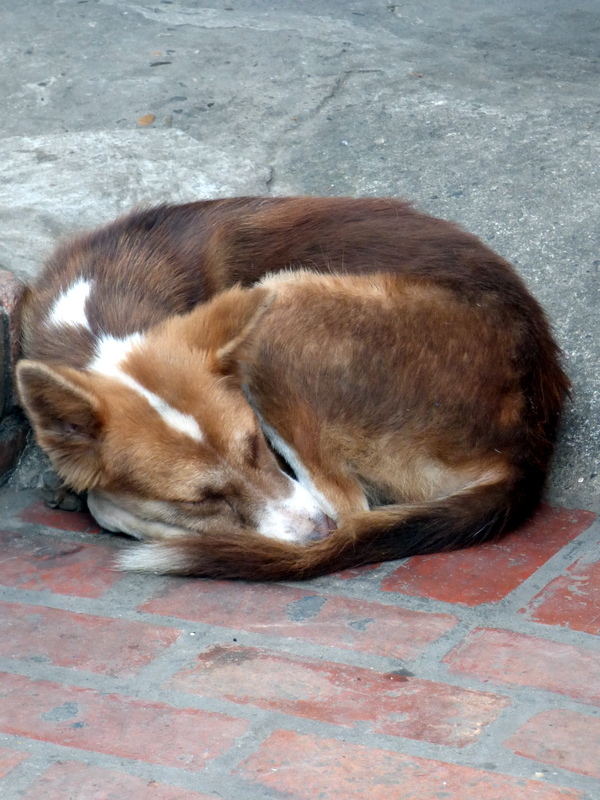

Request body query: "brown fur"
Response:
[17, 197, 570, 579]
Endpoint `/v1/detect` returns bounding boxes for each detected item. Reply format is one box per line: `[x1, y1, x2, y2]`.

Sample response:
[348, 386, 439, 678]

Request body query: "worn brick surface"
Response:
[444, 628, 600, 704]
[141, 581, 458, 660]
[0, 746, 28, 778]
[238, 731, 586, 800]
[505, 710, 600, 780]
[0, 488, 598, 799]
[169, 644, 510, 747]
[520, 557, 600, 634]
[0, 672, 248, 770]
[0, 601, 181, 677]
[382, 506, 596, 605]
[0, 529, 119, 598]
[19, 501, 102, 534]
[20, 761, 216, 800]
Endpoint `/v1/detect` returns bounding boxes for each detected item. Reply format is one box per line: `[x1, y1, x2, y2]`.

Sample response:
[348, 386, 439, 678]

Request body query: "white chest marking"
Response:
[90, 334, 204, 442]
[48, 279, 92, 329]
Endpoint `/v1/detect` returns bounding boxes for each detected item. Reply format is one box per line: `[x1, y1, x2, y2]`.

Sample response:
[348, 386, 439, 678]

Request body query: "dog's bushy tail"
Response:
[116, 473, 535, 580]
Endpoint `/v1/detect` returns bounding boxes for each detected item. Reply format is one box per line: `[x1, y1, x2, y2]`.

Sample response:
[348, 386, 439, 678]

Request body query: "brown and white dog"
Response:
[16, 197, 569, 580]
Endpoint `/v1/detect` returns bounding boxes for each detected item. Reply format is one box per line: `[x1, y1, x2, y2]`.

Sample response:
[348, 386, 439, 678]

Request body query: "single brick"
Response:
[0, 601, 181, 677]
[444, 628, 600, 705]
[520, 556, 600, 634]
[0, 672, 248, 770]
[141, 581, 457, 660]
[381, 505, 596, 605]
[505, 709, 600, 780]
[20, 761, 215, 800]
[238, 730, 585, 800]
[0, 529, 119, 598]
[19, 500, 102, 533]
[169, 644, 509, 747]
[0, 746, 28, 778]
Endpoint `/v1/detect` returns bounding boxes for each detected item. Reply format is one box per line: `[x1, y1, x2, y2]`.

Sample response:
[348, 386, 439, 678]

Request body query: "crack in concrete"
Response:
[264, 68, 384, 193]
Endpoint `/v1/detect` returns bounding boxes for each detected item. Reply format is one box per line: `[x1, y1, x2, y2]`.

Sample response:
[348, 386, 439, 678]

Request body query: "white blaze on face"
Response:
[256, 416, 339, 521]
[90, 333, 204, 442]
[48, 278, 92, 329]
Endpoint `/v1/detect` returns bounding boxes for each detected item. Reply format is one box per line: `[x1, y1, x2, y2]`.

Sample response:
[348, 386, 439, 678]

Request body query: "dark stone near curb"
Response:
[0, 269, 27, 411]
[0, 269, 28, 481]
[0, 413, 28, 486]
[41, 468, 88, 512]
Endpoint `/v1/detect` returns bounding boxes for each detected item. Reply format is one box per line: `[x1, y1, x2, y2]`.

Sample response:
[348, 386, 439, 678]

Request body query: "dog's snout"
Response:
[307, 513, 337, 541]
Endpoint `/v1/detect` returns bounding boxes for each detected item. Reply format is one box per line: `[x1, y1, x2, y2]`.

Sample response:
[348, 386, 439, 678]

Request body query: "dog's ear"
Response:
[16, 360, 105, 491]
[173, 285, 275, 374]
[214, 287, 276, 373]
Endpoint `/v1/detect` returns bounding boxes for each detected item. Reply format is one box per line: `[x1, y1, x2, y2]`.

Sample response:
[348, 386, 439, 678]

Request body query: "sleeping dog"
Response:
[16, 197, 569, 579]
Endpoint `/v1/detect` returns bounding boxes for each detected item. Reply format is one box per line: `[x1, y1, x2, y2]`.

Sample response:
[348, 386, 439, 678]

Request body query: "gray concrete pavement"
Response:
[0, 0, 598, 510]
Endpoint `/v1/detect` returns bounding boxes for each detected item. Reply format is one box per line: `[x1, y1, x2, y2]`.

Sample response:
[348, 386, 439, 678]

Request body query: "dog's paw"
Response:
[41, 469, 87, 512]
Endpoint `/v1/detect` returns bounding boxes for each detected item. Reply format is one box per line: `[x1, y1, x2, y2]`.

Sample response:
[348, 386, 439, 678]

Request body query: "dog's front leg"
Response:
[41, 468, 87, 512]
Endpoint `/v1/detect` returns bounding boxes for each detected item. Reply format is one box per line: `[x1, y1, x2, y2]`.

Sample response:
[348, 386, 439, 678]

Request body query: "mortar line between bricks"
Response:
[0, 732, 276, 800]
[6, 502, 600, 619]
[3, 648, 600, 760]
[0, 587, 453, 670]
[3, 580, 600, 678]
[4, 574, 600, 655]
[0, 578, 471, 645]
[3, 651, 511, 768]
[466, 745, 600, 799]
[0, 750, 57, 800]
[281, 516, 600, 615]
[204, 707, 600, 800]
[0, 652, 526, 730]
[460, 694, 600, 774]
[0, 703, 513, 784]
[1, 713, 598, 800]
[494, 516, 600, 610]
[0, 587, 442, 672]
[0, 568, 513, 628]
[5, 700, 575, 792]
[129, 614, 437, 673]
[467, 729, 600, 800]
[0, 650, 584, 720]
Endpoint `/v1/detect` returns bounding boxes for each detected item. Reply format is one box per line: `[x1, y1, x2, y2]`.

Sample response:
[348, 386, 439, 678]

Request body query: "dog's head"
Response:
[17, 286, 332, 544]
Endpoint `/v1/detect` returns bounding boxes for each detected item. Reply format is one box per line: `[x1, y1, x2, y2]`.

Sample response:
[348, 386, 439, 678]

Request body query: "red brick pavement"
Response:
[0, 747, 28, 779]
[20, 762, 216, 800]
[381, 505, 596, 605]
[238, 730, 588, 800]
[505, 710, 600, 780]
[520, 556, 600, 634]
[0, 493, 598, 799]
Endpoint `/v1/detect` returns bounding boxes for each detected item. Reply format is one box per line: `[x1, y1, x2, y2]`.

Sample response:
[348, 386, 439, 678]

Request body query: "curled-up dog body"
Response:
[16, 197, 569, 580]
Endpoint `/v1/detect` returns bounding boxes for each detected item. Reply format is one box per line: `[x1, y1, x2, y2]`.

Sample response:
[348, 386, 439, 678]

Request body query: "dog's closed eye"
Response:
[180, 491, 225, 509]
